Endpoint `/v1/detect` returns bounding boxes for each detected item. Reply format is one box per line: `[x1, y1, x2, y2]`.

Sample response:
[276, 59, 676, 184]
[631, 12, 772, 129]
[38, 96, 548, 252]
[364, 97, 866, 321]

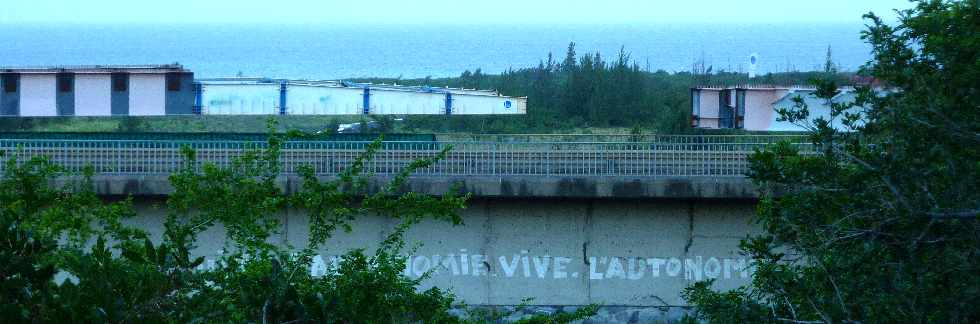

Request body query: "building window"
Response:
[2, 74, 16, 93]
[167, 74, 181, 91]
[112, 73, 128, 92]
[57, 74, 73, 92]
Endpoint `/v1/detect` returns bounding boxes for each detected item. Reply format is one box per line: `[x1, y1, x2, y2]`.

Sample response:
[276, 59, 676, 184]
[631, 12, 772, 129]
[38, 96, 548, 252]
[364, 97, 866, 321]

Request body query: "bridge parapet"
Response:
[1, 136, 807, 198]
[67, 174, 758, 199]
[1, 136, 808, 176]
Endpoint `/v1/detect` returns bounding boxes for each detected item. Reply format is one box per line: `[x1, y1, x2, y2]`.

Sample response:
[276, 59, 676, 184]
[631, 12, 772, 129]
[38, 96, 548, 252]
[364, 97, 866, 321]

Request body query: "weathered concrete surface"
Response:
[453, 305, 694, 323]
[71, 174, 758, 199]
[125, 197, 760, 309]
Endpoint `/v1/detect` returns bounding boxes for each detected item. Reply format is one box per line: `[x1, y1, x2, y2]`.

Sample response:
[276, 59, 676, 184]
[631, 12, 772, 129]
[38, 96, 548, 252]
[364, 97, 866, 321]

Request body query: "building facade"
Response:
[0, 65, 527, 117]
[691, 86, 862, 132]
[0, 65, 195, 117]
[196, 79, 528, 116]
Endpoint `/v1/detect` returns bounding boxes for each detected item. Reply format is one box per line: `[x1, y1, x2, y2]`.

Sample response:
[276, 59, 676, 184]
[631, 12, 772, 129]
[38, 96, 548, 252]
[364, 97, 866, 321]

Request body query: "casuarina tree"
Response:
[683, 1, 980, 323]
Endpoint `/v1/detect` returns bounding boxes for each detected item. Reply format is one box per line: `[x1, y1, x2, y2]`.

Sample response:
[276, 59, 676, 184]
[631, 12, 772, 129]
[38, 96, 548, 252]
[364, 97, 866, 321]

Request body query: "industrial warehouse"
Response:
[0, 65, 527, 117]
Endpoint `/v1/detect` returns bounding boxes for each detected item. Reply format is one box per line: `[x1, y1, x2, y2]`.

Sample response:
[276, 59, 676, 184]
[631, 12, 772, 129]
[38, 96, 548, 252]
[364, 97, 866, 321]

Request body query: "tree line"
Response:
[357, 44, 852, 134]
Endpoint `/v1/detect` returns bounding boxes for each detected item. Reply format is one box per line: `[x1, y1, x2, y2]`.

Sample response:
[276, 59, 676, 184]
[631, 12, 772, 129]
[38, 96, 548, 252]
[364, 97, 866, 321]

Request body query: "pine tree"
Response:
[824, 45, 837, 73]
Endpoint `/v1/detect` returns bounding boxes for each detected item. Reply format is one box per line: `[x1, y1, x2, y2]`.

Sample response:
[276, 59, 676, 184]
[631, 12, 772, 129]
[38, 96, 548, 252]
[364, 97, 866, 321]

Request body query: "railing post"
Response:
[492, 142, 497, 175]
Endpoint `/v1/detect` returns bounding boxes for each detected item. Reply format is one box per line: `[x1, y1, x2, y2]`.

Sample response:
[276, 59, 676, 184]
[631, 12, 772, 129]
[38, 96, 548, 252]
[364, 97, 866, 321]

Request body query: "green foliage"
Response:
[680, 280, 768, 324]
[355, 46, 846, 135]
[0, 119, 596, 323]
[512, 304, 601, 324]
[0, 204, 59, 322]
[684, 1, 980, 322]
[7, 48, 847, 135]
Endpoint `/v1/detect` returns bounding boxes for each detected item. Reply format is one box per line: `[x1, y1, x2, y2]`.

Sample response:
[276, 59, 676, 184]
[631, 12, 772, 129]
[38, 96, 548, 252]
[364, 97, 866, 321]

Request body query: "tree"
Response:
[561, 42, 577, 73]
[0, 121, 597, 322]
[823, 45, 837, 74]
[683, 1, 980, 323]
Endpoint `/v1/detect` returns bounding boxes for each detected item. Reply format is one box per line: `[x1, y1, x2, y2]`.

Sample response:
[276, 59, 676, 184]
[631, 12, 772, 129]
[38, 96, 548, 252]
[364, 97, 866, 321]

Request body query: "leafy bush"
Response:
[0, 121, 596, 323]
[683, 1, 980, 322]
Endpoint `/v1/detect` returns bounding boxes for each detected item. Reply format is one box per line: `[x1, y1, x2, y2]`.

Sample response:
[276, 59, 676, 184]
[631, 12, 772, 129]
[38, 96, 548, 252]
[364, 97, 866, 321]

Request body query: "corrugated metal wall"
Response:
[370, 89, 446, 115]
[287, 85, 364, 115]
[201, 83, 280, 115]
[452, 92, 524, 115]
[200, 80, 527, 116]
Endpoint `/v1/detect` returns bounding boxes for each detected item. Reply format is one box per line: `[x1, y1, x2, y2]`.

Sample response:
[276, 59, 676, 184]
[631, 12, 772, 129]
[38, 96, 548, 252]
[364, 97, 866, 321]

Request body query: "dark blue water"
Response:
[1, 23, 871, 79]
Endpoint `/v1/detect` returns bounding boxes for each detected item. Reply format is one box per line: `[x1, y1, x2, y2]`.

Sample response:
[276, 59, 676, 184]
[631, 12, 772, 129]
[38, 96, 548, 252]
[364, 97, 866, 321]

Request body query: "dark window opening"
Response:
[167, 74, 181, 91]
[2, 75, 16, 93]
[58, 74, 73, 92]
[112, 74, 128, 92]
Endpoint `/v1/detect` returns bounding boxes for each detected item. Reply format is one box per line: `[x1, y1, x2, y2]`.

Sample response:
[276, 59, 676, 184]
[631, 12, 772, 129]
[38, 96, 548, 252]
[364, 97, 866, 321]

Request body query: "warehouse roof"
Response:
[0, 64, 189, 74]
[197, 78, 522, 98]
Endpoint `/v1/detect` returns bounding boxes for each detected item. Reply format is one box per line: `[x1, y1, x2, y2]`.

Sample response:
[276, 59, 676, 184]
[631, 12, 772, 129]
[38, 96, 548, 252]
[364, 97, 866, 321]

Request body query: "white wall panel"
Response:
[128, 74, 166, 116]
[697, 90, 721, 118]
[453, 95, 525, 115]
[19, 74, 57, 116]
[288, 85, 363, 115]
[197, 80, 527, 116]
[371, 90, 445, 115]
[74, 75, 112, 116]
[202, 83, 279, 115]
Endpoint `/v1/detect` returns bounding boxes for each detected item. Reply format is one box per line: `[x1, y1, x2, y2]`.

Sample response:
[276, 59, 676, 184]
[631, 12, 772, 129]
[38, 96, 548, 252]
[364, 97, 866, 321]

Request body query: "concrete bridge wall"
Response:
[124, 195, 759, 308]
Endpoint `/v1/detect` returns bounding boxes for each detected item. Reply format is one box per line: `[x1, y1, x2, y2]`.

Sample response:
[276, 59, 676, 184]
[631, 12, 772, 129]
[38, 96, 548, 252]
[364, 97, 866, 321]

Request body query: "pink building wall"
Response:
[742, 89, 790, 131]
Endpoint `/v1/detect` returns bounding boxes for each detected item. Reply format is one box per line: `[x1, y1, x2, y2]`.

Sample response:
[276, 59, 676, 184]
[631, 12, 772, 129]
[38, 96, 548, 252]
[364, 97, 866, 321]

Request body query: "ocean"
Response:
[1, 23, 871, 79]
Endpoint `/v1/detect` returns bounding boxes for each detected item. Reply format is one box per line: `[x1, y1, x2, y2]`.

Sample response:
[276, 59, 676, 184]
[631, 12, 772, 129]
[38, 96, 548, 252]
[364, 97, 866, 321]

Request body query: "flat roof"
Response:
[0, 64, 190, 74]
[693, 85, 815, 90]
[197, 78, 525, 98]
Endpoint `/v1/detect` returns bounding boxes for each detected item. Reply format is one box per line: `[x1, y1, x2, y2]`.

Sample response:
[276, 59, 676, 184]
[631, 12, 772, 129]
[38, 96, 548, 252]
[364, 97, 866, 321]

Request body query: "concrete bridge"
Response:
[0, 135, 804, 322]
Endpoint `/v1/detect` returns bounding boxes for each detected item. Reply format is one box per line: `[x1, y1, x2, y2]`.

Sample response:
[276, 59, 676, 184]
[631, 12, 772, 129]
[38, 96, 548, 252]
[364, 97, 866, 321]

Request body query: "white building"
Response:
[0, 65, 195, 117]
[691, 86, 864, 132]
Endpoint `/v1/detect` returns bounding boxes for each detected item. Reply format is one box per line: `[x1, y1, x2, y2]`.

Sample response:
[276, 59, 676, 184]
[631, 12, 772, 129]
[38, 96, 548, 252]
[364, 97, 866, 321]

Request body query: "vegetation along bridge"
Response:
[0, 134, 807, 174]
[0, 134, 810, 316]
[0, 134, 810, 198]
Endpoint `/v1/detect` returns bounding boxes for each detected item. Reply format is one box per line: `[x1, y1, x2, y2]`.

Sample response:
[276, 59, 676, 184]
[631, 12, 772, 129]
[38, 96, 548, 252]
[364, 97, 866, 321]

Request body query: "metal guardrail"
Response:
[434, 134, 808, 144]
[0, 137, 810, 178]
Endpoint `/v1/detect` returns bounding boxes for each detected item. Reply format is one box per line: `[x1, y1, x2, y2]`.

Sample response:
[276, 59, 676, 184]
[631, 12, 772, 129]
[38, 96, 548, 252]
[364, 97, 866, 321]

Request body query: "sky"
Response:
[0, 0, 911, 25]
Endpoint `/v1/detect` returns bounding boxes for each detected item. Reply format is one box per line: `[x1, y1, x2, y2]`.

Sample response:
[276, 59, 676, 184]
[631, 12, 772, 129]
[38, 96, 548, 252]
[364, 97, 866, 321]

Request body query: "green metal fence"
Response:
[0, 135, 811, 178]
[0, 132, 435, 143]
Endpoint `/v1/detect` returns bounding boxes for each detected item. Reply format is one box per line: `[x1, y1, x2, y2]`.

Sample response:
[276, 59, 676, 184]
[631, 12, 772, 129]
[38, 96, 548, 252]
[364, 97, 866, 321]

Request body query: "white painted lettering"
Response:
[648, 258, 665, 277]
[412, 256, 431, 277]
[666, 258, 682, 277]
[532, 255, 551, 279]
[704, 257, 721, 279]
[627, 257, 645, 280]
[734, 258, 749, 278]
[589, 257, 603, 280]
[471, 255, 486, 276]
[310, 255, 327, 277]
[723, 258, 732, 279]
[685, 257, 703, 280]
[499, 255, 520, 277]
[437, 254, 460, 275]
[553, 257, 570, 279]
[605, 257, 626, 279]
[520, 250, 531, 277]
